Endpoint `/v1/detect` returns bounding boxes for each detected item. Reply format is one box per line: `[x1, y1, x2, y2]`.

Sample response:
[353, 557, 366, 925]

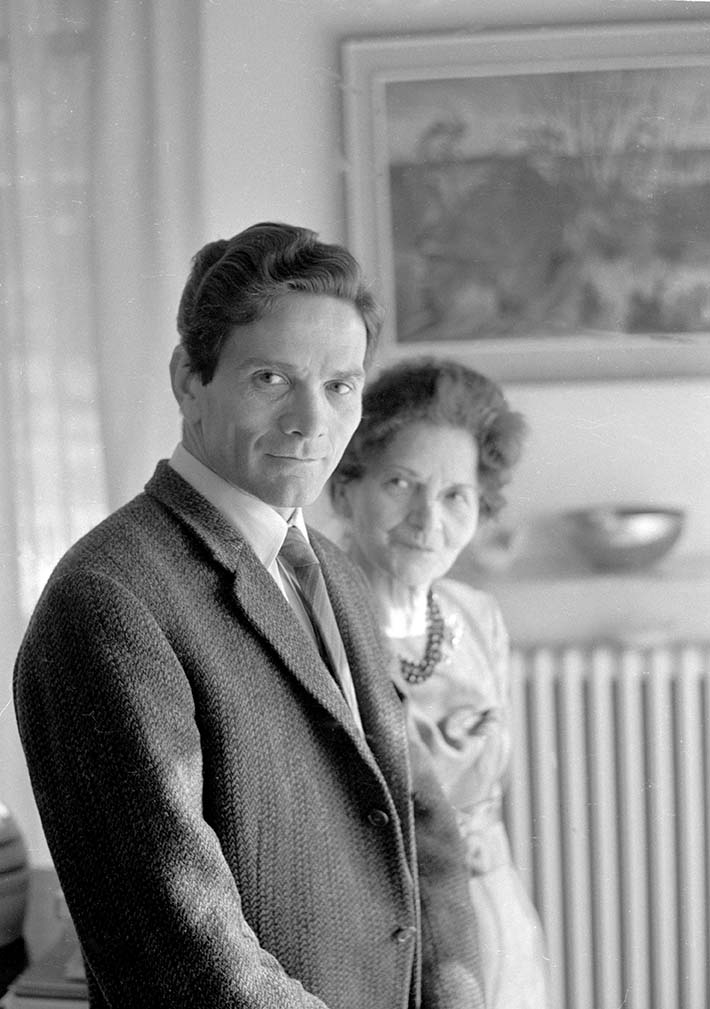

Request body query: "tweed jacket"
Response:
[14, 462, 483, 1009]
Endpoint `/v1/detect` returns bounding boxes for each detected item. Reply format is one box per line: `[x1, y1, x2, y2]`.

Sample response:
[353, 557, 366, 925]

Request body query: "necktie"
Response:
[279, 525, 363, 733]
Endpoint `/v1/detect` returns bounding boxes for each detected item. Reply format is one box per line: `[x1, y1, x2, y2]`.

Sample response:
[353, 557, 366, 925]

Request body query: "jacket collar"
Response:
[146, 459, 251, 573]
[144, 462, 402, 771]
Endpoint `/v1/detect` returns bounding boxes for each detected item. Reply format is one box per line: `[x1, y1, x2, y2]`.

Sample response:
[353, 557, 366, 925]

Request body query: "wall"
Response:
[496, 377, 710, 555]
[200, 0, 710, 244]
[199, 0, 710, 547]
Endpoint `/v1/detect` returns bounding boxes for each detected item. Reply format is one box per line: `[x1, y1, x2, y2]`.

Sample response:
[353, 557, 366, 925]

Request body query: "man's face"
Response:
[173, 293, 368, 516]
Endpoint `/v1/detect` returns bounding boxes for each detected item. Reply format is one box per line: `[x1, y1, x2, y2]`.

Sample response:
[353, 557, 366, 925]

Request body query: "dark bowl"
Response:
[564, 506, 685, 571]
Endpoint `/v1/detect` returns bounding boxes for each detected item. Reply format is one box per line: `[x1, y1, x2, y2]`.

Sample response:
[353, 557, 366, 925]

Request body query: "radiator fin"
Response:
[505, 643, 710, 1009]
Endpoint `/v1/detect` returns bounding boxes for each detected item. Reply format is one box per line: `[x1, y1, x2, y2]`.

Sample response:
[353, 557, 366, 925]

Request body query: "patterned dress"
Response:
[387, 577, 551, 1009]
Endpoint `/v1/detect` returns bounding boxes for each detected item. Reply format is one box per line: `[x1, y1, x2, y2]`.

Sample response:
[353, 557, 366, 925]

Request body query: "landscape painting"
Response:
[387, 67, 710, 344]
[342, 26, 710, 379]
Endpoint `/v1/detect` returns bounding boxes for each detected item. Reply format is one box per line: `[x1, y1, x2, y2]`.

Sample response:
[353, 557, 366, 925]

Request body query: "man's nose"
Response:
[280, 387, 327, 439]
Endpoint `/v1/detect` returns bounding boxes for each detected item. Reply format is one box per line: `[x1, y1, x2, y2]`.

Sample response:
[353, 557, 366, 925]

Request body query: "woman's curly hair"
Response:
[332, 356, 527, 519]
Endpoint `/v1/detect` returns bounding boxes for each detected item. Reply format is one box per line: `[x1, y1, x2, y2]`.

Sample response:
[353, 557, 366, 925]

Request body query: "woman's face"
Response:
[338, 421, 480, 589]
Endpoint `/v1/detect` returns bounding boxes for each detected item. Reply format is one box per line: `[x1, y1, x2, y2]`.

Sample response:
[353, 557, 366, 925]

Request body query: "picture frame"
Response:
[341, 22, 710, 382]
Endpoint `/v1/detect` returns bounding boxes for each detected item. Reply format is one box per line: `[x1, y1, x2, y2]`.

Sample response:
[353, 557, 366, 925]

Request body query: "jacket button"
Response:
[367, 808, 389, 826]
[392, 926, 416, 944]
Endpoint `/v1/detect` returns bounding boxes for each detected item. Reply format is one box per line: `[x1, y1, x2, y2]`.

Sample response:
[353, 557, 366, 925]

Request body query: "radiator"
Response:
[505, 641, 710, 1009]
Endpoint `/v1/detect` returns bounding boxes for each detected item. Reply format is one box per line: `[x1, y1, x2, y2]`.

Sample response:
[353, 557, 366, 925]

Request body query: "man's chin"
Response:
[262, 475, 330, 512]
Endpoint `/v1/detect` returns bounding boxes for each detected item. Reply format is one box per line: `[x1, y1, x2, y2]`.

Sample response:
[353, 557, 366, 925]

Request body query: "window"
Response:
[1, 4, 127, 614]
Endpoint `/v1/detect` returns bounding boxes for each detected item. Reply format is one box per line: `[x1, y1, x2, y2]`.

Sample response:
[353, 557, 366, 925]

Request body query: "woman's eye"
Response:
[446, 488, 473, 506]
[386, 477, 410, 492]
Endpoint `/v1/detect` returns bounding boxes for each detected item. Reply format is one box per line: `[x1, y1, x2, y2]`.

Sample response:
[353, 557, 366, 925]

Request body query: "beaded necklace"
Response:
[398, 589, 445, 685]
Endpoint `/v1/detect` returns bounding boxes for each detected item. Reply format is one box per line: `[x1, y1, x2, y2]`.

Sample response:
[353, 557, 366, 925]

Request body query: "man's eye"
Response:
[387, 477, 410, 491]
[328, 381, 354, 396]
[256, 371, 287, 386]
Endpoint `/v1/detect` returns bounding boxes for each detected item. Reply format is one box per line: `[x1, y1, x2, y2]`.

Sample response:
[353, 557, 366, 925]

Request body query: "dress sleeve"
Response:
[14, 569, 330, 1009]
[408, 587, 513, 815]
[468, 594, 513, 803]
[462, 595, 513, 811]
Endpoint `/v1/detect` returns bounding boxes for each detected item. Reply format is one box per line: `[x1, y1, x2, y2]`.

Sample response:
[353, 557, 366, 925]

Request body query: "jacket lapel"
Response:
[146, 462, 374, 756]
[230, 552, 363, 738]
[310, 531, 413, 825]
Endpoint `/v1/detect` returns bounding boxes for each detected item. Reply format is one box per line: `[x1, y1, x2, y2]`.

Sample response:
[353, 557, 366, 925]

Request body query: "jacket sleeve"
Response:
[407, 711, 487, 1009]
[14, 569, 332, 1009]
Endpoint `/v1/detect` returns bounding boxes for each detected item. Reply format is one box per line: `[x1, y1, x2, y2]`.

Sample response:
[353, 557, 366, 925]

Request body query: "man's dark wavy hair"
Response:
[332, 357, 527, 519]
[176, 221, 383, 382]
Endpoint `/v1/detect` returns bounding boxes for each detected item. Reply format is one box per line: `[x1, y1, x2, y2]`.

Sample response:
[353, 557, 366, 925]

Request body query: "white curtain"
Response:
[0, 0, 203, 865]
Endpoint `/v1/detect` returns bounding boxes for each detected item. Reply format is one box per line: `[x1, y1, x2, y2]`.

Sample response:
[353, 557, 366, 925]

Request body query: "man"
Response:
[14, 223, 483, 1008]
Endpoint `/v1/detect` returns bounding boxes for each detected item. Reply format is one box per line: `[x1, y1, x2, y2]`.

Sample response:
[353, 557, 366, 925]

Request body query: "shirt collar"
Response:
[169, 443, 309, 569]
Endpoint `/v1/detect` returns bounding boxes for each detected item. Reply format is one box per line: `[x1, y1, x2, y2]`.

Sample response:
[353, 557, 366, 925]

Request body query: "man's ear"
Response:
[170, 345, 202, 421]
[330, 479, 353, 520]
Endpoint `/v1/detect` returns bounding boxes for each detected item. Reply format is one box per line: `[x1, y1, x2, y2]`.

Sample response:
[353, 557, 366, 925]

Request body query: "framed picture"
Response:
[342, 23, 710, 382]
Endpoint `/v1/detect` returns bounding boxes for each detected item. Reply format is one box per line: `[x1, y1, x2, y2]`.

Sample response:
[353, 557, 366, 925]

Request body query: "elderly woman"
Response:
[330, 356, 550, 1009]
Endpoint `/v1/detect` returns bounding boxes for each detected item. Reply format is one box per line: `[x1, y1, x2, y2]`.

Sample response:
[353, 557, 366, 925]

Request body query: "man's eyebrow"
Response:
[332, 367, 366, 381]
[238, 357, 282, 369]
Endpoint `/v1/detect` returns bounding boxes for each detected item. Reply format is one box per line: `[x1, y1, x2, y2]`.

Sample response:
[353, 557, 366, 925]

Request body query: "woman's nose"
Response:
[408, 492, 439, 532]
